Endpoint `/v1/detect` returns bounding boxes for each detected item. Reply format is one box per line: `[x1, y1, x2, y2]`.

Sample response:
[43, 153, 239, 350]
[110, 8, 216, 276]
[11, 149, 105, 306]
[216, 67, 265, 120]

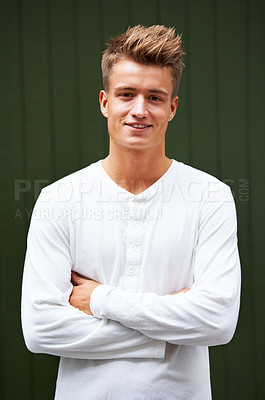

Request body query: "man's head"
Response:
[101, 25, 184, 99]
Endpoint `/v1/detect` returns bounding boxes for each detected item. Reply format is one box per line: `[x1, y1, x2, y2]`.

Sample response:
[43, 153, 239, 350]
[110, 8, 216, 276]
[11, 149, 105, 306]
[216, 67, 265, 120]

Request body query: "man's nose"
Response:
[131, 96, 148, 118]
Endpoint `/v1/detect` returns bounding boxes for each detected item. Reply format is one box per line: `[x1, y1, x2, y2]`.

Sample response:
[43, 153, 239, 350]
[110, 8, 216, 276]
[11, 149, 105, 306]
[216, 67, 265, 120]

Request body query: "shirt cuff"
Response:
[90, 284, 113, 318]
[154, 340, 166, 358]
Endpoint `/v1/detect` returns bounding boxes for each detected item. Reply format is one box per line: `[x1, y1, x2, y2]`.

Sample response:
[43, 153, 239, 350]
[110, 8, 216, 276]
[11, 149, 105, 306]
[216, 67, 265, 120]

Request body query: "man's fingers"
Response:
[71, 271, 87, 285]
[170, 288, 190, 295]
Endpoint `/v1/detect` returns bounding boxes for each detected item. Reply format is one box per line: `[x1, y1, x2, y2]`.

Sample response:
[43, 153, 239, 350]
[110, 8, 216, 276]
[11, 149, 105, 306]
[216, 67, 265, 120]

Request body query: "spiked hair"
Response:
[101, 24, 184, 98]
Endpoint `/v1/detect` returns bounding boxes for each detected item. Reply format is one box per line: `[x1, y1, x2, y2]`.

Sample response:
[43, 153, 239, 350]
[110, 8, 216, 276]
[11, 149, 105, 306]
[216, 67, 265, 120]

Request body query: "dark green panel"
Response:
[249, 0, 265, 398]
[103, 0, 129, 39]
[161, 0, 190, 164]
[0, 228, 4, 399]
[1, 223, 32, 400]
[19, 1, 60, 399]
[101, 0, 130, 154]
[186, 1, 227, 396]
[32, 354, 59, 400]
[0, 1, 31, 399]
[49, 0, 80, 180]
[130, 0, 158, 26]
[20, 0, 53, 210]
[75, 0, 105, 167]
[217, 1, 248, 180]
[186, 0, 218, 176]
[209, 348, 226, 400]
[216, 1, 255, 399]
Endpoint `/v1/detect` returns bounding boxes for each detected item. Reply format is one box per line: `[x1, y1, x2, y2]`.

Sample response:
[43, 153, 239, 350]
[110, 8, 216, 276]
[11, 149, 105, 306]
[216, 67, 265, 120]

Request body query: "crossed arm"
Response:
[69, 271, 189, 315]
[22, 186, 241, 360]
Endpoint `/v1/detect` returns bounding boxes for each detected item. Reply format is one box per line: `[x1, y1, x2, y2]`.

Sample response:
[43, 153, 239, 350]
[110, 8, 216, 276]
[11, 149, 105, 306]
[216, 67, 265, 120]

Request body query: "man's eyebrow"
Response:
[114, 86, 136, 91]
[148, 89, 169, 97]
[114, 86, 169, 96]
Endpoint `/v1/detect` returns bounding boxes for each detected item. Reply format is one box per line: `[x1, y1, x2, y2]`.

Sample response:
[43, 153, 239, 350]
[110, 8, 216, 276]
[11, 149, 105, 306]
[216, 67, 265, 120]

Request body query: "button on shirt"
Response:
[21, 160, 241, 400]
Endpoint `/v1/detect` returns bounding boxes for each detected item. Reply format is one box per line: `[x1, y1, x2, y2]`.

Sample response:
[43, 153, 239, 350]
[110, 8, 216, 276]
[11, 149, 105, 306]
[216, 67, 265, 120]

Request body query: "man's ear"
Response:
[168, 96, 179, 121]
[99, 90, 108, 118]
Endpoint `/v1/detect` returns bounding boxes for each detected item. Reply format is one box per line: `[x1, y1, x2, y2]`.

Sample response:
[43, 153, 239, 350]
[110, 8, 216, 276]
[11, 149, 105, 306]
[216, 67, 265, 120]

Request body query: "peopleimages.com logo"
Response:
[14, 178, 249, 202]
[13, 177, 249, 220]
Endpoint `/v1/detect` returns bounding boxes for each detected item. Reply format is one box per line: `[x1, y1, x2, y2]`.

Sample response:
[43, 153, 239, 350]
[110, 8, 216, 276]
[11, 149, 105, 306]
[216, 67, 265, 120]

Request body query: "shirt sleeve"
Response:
[90, 187, 241, 347]
[21, 191, 166, 360]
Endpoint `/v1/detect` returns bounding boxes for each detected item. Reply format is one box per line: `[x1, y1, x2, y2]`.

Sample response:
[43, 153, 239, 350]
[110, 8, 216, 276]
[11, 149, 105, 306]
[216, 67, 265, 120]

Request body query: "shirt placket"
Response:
[123, 199, 145, 292]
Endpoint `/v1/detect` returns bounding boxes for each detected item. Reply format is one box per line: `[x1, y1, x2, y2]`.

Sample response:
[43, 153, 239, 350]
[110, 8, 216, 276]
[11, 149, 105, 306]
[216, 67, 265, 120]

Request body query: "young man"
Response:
[22, 25, 241, 400]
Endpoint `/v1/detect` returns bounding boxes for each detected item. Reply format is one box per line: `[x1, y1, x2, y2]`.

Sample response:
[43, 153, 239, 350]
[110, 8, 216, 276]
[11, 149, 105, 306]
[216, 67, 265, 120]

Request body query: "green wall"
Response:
[0, 0, 264, 399]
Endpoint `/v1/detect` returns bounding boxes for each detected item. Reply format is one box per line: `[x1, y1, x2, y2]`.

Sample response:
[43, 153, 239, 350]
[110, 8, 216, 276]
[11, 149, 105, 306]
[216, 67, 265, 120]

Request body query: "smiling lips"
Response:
[125, 123, 152, 130]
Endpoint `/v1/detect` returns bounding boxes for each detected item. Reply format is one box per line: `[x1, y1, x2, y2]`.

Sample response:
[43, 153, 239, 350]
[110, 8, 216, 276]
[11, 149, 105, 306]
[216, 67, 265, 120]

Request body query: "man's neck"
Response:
[102, 148, 172, 195]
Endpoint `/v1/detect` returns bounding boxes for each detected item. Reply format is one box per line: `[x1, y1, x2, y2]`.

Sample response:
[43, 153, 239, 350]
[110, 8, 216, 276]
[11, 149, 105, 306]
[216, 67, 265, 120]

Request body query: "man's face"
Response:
[100, 59, 178, 152]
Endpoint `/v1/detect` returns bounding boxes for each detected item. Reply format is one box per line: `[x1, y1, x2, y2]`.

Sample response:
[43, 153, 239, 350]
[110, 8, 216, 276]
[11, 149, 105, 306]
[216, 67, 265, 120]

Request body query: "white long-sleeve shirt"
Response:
[21, 160, 241, 400]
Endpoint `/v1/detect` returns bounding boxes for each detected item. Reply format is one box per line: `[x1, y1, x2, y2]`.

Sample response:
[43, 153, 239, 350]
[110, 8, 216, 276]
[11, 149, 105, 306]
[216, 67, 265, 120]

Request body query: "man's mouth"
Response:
[125, 123, 152, 129]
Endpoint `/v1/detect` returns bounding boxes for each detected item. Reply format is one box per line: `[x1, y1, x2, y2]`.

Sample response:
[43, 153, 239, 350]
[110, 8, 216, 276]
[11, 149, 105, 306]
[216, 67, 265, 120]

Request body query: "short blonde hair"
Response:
[101, 25, 184, 98]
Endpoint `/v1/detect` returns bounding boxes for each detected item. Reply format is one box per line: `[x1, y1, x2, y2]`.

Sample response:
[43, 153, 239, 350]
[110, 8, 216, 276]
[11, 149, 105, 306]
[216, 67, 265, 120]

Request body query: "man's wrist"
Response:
[90, 284, 113, 318]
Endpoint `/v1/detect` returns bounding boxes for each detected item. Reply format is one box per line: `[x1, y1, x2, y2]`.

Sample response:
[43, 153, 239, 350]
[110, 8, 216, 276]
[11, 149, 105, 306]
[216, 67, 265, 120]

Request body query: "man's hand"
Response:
[69, 272, 189, 315]
[69, 272, 100, 315]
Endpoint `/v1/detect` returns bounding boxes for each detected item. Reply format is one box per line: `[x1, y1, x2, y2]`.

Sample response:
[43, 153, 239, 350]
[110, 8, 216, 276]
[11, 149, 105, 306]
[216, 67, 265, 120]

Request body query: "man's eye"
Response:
[119, 93, 133, 98]
[149, 96, 162, 102]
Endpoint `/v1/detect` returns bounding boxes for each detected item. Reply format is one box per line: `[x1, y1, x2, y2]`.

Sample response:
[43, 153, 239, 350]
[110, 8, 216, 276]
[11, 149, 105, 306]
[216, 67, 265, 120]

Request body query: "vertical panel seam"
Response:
[213, 1, 230, 398]
[99, 0, 108, 157]
[17, 0, 28, 215]
[213, 0, 222, 180]
[17, 3, 34, 399]
[46, 0, 56, 181]
[0, 227, 6, 400]
[72, 0, 82, 168]
[245, 0, 257, 398]
[184, 0, 193, 165]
